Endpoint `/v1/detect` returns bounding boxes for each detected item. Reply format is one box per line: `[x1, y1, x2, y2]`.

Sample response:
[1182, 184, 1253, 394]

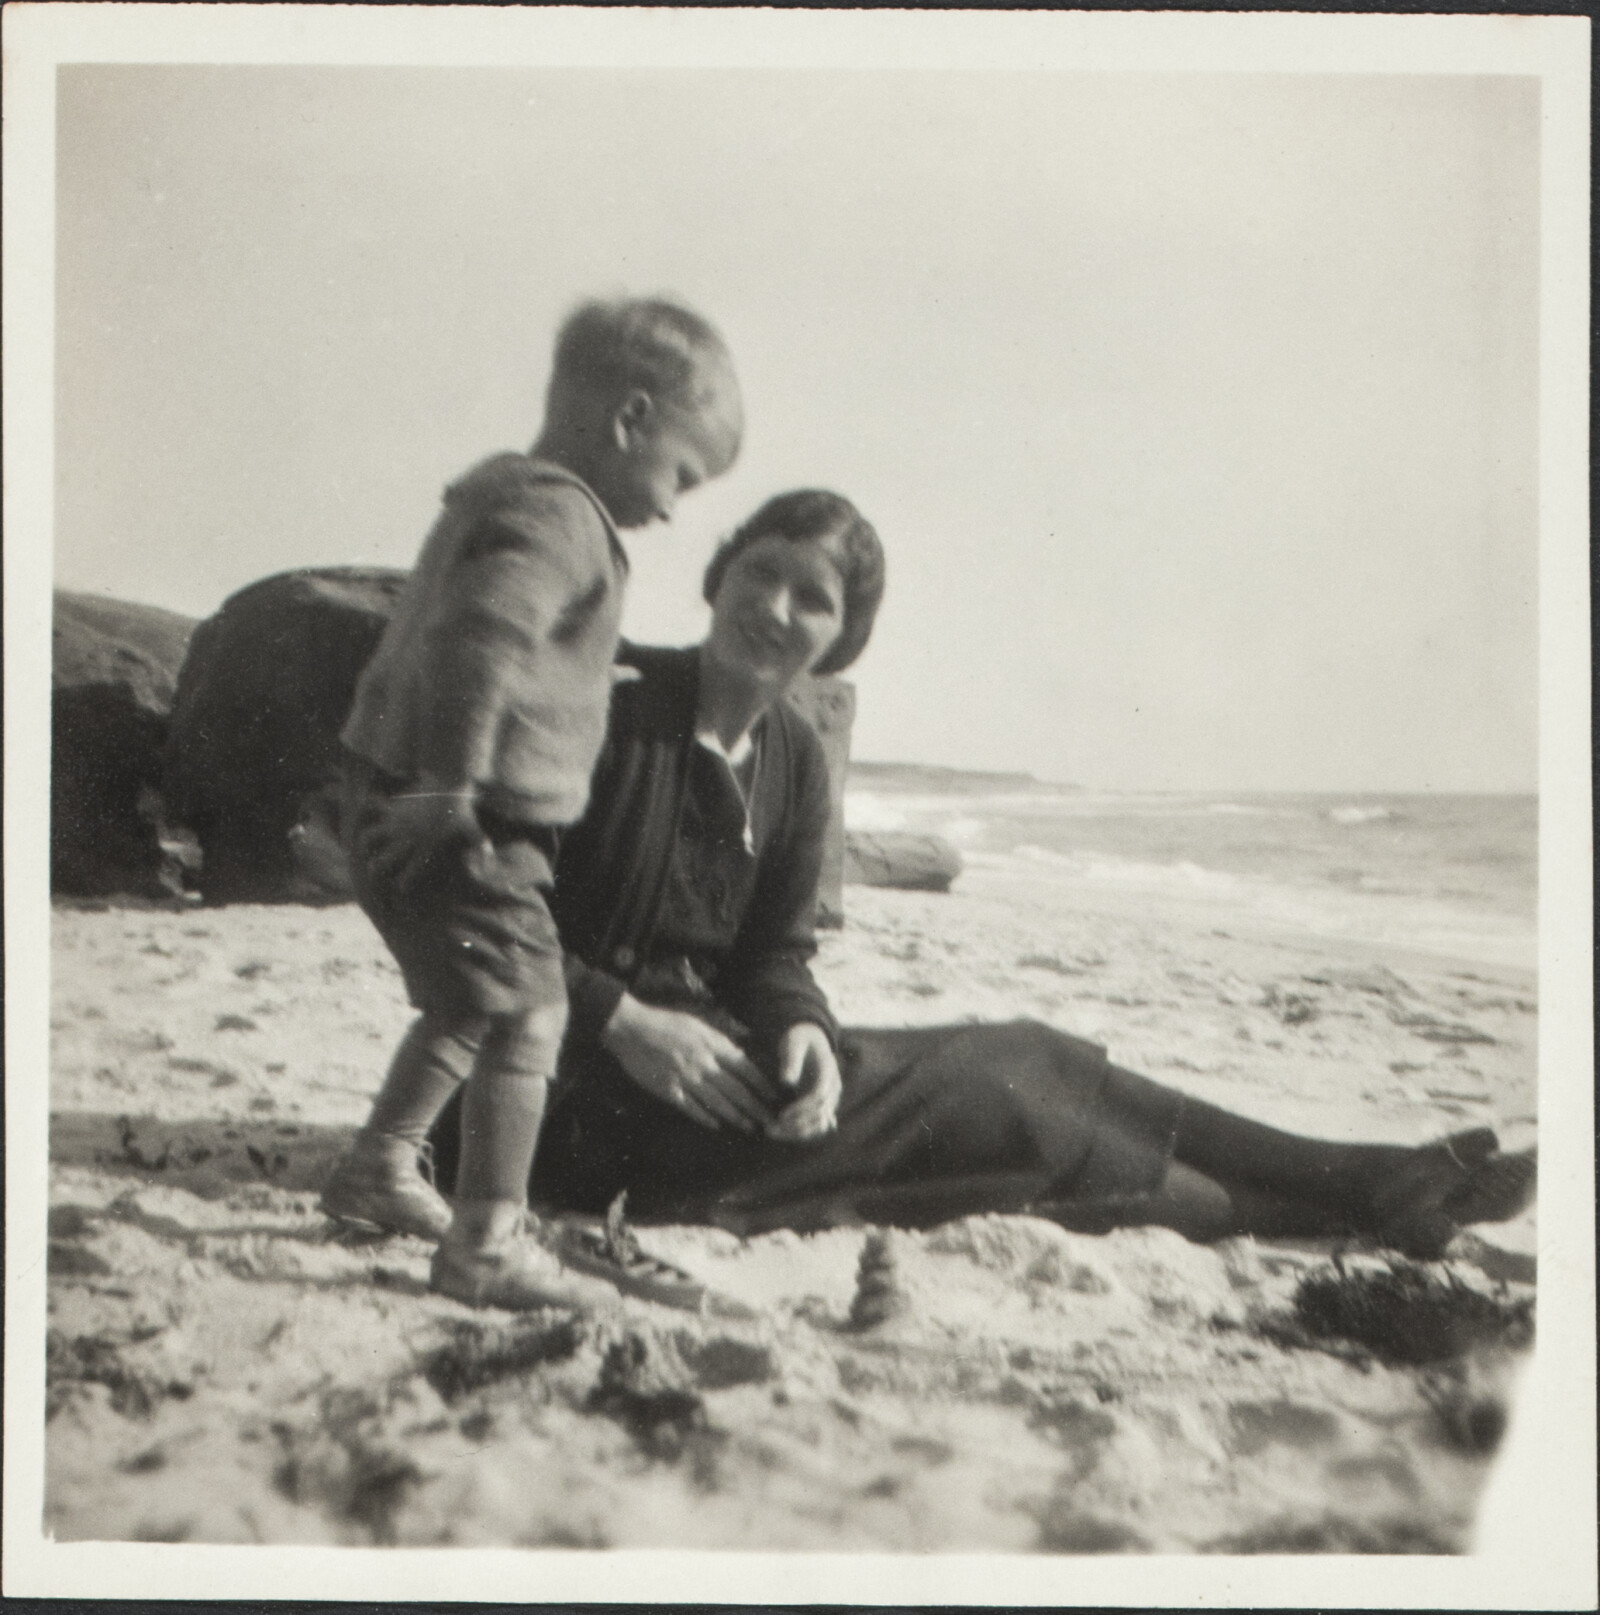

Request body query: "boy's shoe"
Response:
[428, 1232, 620, 1312]
[320, 1133, 453, 1241]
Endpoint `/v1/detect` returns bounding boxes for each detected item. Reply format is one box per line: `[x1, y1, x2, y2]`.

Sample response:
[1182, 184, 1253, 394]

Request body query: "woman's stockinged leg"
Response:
[1165, 1086, 1413, 1219]
[1045, 1160, 1349, 1243]
[1130, 1070, 1532, 1254]
[1150, 1161, 1350, 1241]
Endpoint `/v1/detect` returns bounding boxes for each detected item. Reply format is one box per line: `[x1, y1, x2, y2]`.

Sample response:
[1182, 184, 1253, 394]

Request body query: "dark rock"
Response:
[843, 830, 963, 893]
[164, 568, 408, 903]
[52, 591, 197, 897]
[784, 676, 855, 927]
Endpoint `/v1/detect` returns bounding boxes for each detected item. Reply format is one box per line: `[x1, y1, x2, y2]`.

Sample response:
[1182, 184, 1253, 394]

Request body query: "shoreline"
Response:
[950, 858, 1538, 979]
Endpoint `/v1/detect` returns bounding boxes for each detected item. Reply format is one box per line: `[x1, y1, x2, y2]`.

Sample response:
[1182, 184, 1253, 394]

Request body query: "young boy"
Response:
[321, 297, 742, 1310]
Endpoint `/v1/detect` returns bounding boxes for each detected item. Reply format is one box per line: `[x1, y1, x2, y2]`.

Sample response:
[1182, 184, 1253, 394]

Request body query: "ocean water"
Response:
[844, 771, 1537, 968]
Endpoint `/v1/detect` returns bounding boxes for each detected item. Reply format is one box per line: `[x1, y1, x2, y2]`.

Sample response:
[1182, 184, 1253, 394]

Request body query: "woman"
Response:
[429, 489, 1533, 1277]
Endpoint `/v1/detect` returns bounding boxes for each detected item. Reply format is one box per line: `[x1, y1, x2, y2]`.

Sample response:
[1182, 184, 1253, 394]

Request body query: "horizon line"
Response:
[845, 761, 1538, 798]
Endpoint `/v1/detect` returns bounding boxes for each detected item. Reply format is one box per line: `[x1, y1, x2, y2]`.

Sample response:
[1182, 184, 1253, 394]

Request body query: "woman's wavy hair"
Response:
[702, 489, 885, 675]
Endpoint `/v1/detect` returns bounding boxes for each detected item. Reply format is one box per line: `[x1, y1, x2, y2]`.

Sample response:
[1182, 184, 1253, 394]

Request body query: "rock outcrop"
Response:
[842, 831, 963, 894]
[164, 568, 409, 903]
[52, 591, 197, 898]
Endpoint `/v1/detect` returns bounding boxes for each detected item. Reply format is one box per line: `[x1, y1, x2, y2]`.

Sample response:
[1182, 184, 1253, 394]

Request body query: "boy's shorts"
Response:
[342, 761, 566, 1023]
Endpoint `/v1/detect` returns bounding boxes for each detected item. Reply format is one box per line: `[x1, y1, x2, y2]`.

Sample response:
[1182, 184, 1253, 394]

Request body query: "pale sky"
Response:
[54, 66, 1539, 792]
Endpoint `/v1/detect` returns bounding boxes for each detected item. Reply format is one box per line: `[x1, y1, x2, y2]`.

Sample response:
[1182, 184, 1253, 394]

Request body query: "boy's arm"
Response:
[414, 487, 605, 789]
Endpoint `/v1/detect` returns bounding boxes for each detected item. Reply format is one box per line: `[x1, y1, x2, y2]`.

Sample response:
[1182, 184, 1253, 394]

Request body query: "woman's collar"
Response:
[693, 719, 759, 771]
[694, 641, 783, 756]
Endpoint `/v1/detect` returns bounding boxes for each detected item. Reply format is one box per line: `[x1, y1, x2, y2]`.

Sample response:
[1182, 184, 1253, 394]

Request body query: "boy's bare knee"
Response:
[518, 1001, 568, 1042]
[414, 1011, 489, 1080]
[487, 1002, 567, 1074]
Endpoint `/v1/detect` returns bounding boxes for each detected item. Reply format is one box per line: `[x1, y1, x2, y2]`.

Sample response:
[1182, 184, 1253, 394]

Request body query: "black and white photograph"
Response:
[4, 5, 1593, 1605]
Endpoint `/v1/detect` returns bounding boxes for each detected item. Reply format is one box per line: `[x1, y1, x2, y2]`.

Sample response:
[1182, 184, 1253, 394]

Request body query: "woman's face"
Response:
[708, 533, 846, 690]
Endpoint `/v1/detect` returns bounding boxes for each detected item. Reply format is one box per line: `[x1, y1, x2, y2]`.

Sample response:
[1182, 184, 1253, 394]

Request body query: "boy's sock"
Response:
[448, 1197, 529, 1249]
[448, 1008, 565, 1249]
[363, 1013, 484, 1142]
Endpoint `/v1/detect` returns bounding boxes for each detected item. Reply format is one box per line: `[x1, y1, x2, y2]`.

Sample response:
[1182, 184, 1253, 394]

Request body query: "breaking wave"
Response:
[1327, 805, 1398, 826]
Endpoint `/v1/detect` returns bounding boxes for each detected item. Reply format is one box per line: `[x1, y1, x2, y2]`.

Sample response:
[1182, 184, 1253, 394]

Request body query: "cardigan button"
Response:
[612, 945, 635, 971]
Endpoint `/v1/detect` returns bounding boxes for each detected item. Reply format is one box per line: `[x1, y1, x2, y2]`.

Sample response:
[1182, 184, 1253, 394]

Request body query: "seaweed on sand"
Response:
[1261, 1258, 1533, 1366]
[1203, 1513, 1459, 1554]
[421, 1316, 583, 1404]
[586, 1332, 724, 1479]
[45, 1327, 194, 1420]
[272, 1387, 424, 1544]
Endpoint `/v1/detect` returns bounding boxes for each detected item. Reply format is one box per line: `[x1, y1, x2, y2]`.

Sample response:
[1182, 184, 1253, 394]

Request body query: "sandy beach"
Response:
[43, 857, 1537, 1554]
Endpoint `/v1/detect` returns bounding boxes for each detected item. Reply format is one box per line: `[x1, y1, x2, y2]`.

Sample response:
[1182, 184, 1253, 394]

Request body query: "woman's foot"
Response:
[1443, 1145, 1536, 1225]
[1370, 1129, 1534, 1259]
[320, 1131, 453, 1240]
[553, 1222, 709, 1312]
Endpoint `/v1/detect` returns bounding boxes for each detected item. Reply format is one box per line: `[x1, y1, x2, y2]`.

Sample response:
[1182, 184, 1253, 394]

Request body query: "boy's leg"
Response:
[368, 1013, 486, 1140]
[448, 1002, 565, 1248]
[321, 1012, 483, 1238]
[431, 1001, 627, 1310]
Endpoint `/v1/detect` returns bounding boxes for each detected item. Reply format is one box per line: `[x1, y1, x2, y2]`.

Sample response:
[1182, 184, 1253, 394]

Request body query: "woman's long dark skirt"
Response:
[428, 1019, 1184, 1234]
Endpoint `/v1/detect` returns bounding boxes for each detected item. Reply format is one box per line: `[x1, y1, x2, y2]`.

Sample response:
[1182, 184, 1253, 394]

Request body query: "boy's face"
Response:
[597, 369, 742, 530]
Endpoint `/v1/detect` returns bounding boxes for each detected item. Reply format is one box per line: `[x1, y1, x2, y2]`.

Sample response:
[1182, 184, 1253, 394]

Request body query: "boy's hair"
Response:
[702, 489, 885, 676]
[549, 296, 735, 415]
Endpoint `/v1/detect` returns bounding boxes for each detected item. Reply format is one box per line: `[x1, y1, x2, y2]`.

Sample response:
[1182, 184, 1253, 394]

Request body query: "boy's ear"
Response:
[612, 388, 655, 450]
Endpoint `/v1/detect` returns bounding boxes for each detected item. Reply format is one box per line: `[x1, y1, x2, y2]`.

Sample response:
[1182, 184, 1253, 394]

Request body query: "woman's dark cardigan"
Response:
[552, 642, 838, 1069]
[431, 643, 1182, 1230]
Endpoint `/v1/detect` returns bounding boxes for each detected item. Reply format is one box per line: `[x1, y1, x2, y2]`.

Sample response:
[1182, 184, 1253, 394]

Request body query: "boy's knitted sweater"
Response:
[341, 454, 629, 826]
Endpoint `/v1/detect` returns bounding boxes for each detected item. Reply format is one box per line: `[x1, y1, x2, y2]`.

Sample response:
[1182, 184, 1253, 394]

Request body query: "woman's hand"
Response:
[602, 995, 777, 1133]
[357, 784, 485, 893]
[766, 1022, 841, 1141]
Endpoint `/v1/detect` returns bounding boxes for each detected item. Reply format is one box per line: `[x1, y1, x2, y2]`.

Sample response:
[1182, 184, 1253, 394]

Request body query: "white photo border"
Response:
[4, 6, 1592, 1607]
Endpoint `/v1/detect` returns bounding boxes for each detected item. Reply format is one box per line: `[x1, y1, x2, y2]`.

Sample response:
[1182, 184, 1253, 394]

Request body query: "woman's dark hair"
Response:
[702, 489, 885, 675]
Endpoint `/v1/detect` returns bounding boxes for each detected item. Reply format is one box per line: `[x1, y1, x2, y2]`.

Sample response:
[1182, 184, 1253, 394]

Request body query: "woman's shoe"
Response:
[320, 1132, 453, 1241]
[1370, 1128, 1528, 1259]
[1443, 1146, 1536, 1225]
[552, 1222, 710, 1312]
